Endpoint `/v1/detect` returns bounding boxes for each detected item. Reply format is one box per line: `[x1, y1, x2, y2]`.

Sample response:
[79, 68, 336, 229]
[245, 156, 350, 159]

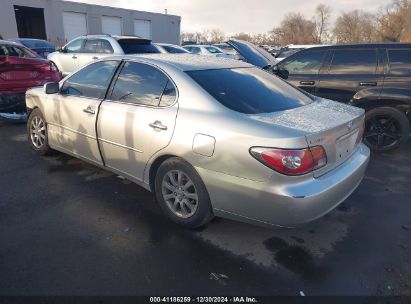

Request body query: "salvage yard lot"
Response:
[0, 121, 410, 296]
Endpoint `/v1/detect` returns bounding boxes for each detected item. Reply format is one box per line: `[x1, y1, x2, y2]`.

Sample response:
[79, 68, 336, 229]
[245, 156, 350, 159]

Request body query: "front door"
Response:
[46, 60, 120, 164]
[276, 49, 328, 95]
[98, 61, 178, 182]
[59, 38, 85, 75]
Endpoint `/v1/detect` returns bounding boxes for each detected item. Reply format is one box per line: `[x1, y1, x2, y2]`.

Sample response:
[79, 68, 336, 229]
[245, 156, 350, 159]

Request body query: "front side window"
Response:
[110, 62, 173, 107]
[388, 49, 411, 76]
[61, 61, 119, 99]
[65, 39, 84, 53]
[187, 67, 313, 114]
[280, 50, 326, 74]
[329, 49, 377, 74]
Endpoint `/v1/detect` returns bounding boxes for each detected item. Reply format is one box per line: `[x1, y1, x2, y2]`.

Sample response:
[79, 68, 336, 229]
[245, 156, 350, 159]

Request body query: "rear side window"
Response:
[388, 49, 411, 76]
[110, 62, 174, 107]
[98, 40, 114, 54]
[117, 39, 160, 54]
[329, 49, 377, 74]
[280, 50, 326, 74]
[83, 39, 98, 53]
[61, 61, 119, 99]
[187, 67, 313, 114]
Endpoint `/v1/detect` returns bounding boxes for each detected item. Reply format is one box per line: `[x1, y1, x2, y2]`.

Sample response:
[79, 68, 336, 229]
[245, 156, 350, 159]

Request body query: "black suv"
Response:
[272, 44, 411, 151]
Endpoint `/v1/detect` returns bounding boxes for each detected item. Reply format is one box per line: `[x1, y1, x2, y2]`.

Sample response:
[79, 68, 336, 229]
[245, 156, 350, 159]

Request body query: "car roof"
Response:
[105, 53, 252, 71]
[299, 43, 411, 50]
[0, 40, 21, 46]
[77, 34, 149, 41]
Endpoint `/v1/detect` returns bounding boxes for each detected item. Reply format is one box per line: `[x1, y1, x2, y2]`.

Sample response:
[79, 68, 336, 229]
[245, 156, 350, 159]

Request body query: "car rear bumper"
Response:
[196, 143, 370, 227]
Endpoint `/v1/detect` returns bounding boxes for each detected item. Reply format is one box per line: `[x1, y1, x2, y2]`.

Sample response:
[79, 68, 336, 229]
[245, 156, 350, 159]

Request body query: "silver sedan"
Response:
[26, 54, 370, 228]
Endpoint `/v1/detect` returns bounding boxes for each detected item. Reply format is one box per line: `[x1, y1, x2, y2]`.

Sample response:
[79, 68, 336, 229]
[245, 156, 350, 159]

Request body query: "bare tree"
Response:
[313, 4, 332, 43]
[332, 10, 378, 43]
[209, 29, 226, 44]
[271, 13, 317, 45]
[376, 0, 411, 42]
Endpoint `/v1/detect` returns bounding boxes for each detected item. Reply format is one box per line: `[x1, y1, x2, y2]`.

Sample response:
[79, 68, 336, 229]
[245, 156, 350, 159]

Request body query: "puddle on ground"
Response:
[196, 209, 351, 269]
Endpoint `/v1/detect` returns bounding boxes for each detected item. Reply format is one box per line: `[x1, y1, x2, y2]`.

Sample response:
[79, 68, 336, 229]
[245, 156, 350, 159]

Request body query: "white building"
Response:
[0, 0, 181, 46]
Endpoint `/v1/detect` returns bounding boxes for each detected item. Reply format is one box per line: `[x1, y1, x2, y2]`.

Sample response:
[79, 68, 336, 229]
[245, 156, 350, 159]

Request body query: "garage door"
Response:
[63, 12, 87, 42]
[102, 16, 122, 35]
[134, 20, 151, 39]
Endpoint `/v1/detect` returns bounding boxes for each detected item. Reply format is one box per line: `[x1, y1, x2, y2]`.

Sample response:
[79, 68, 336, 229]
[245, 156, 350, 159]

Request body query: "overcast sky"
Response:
[70, 0, 390, 33]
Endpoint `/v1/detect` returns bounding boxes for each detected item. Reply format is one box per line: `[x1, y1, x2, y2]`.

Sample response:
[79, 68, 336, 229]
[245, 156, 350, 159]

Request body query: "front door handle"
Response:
[72, 55, 77, 59]
[300, 81, 315, 86]
[83, 106, 95, 115]
[149, 120, 168, 131]
[92, 56, 99, 60]
[359, 82, 377, 87]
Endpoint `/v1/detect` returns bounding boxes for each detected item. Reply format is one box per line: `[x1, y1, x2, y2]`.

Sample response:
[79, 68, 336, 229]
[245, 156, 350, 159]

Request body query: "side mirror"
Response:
[272, 65, 279, 74]
[44, 82, 60, 94]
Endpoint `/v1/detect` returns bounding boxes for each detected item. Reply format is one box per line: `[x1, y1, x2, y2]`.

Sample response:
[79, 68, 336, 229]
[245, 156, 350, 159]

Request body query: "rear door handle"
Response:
[149, 120, 167, 131]
[359, 82, 377, 87]
[300, 81, 315, 85]
[83, 106, 95, 115]
[92, 56, 99, 60]
[72, 55, 77, 59]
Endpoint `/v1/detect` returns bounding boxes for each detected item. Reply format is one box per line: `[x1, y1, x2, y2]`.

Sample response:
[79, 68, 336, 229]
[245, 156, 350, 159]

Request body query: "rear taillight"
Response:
[38, 62, 58, 73]
[250, 146, 327, 176]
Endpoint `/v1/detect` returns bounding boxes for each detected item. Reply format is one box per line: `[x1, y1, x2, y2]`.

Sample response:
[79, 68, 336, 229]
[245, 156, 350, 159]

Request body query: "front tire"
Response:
[364, 107, 410, 152]
[154, 157, 214, 229]
[27, 108, 52, 155]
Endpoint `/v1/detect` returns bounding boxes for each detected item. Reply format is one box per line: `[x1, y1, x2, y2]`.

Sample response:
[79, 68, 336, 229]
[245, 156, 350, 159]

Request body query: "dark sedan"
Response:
[7, 38, 55, 58]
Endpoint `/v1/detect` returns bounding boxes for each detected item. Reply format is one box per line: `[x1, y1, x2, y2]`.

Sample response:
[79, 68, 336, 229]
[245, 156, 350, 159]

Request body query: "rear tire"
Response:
[27, 108, 52, 156]
[364, 107, 409, 152]
[154, 157, 214, 229]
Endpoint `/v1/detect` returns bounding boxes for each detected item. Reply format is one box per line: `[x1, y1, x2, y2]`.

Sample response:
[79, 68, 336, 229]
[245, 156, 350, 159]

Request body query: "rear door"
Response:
[46, 60, 119, 165]
[98, 61, 178, 182]
[276, 49, 328, 94]
[316, 48, 384, 103]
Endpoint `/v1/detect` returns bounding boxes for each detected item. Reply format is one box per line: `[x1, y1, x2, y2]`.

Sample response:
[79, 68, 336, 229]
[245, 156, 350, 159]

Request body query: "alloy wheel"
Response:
[30, 116, 46, 149]
[161, 170, 198, 218]
[364, 114, 402, 149]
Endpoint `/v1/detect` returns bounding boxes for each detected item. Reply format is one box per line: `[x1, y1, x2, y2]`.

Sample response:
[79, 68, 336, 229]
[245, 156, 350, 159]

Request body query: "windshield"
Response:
[117, 39, 161, 54]
[187, 67, 313, 114]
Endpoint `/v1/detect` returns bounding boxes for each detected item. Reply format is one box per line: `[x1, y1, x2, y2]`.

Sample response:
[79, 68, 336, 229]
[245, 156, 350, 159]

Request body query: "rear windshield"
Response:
[117, 39, 160, 54]
[0, 45, 38, 58]
[187, 67, 313, 114]
[206, 47, 222, 54]
[162, 45, 188, 54]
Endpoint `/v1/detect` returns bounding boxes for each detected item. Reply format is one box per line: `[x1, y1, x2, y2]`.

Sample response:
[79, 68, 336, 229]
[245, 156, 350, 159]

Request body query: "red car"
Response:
[0, 40, 60, 121]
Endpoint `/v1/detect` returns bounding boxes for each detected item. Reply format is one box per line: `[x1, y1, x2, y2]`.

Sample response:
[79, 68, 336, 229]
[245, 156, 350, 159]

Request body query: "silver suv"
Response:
[48, 34, 160, 76]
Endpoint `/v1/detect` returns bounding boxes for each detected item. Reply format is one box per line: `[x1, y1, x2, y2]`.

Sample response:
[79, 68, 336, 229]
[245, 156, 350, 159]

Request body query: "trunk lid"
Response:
[0, 56, 49, 81]
[226, 39, 277, 68]
[248, 98, 365, 177]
